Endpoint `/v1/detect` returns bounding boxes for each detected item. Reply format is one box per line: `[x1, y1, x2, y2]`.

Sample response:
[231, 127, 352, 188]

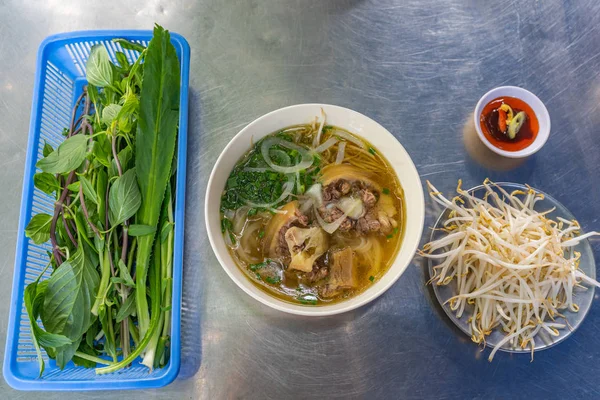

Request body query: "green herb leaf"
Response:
[92, 134, 111, 168]
[368, 147, 377, 155]
[43, 141, 54, 157]
[160, 221, 174, 242]
[67, 181, 80, 192]
[128, 224, 157, 237]
[116, 291, 137, 323]
[41, 247, 99, 339]
[40, 247, 99, 370]
[86, 45, 113, 88]
[109, 168, 141, 226]
[382, 188, 390, 195]
[115, 51, 130, 70]
[79, 175, 99, 205]
[265, 276, 281, 284]
[133, 25, 180, 339]
[25, 213, 52, 244]
[24, 280, 71, 377]
[118, 259, 135, 287]
[113, 38, 146, 53]
[101, 104, 123, 125]
[33, 172, 60, 195]
[369, 276, 375, 282]
[36, 134, 89, 174]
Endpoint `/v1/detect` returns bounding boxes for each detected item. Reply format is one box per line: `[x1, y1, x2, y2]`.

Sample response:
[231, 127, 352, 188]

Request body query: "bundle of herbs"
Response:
[23, 25, 179, 376]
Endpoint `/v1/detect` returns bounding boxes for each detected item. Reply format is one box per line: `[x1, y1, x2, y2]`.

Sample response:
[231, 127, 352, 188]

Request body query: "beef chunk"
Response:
[319, 247, 356, 298]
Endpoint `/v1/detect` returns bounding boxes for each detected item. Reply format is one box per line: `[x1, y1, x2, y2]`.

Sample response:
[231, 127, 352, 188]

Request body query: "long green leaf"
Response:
[134, 24, 180, 337]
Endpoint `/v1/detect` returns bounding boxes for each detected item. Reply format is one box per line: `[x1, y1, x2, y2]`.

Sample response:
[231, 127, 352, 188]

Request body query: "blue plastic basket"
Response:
[3, 30, 190, 390]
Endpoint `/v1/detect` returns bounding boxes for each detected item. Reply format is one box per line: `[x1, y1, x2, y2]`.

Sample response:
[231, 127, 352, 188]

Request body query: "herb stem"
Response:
[61, 213, 78, 247]
[68, 91, 86, 137]
[74, 351, 115, 366]
[79, 186, 100, 237]
[50, 170, 77, 264]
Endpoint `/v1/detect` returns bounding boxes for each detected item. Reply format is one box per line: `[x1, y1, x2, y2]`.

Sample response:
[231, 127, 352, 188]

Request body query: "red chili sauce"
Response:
[479, 96, 539, 151]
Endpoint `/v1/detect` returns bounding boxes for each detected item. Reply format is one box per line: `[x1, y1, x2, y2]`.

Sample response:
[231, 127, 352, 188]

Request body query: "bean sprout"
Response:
[421, 179, 600, 361]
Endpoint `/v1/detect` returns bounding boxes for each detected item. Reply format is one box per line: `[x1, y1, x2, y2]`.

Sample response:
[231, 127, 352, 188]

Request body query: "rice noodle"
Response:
[421, 179, 600, 361]
[312, 108, 326, 148]
[313, 137, 338, 153]
[331, 129, 366, 149]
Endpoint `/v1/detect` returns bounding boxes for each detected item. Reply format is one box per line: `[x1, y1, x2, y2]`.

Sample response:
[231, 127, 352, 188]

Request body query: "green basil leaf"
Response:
[24, 279, 72, 376]
[112, 38, 146, 53]
[33, 172, 59, 195]
[41, 246, 100, 342]
[128, 224, 156, 237]
[101, 104, 123, 125]
[117, 92, 139, 133]
[43, 141, 54, 157]
[116, 291, 136, 323]
[85, 320, 100, 348]
[80, 176, 99, 205]
[115, 51, 130, 70]
[86, 45, 113, 88]
[25, 281, 51, 376]
[55, 337, 81, 370]
[117, 259, 135, 287]
[25, 213, 52, 244]
[109, 168, 141, 225]
[36, 135, 89, 174]
[67, 181, 80, 192]
[92, 135, 111, 168]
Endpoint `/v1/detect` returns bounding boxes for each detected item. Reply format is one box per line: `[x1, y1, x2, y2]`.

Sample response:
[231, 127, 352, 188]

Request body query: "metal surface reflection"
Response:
[1, 0, 600, 398]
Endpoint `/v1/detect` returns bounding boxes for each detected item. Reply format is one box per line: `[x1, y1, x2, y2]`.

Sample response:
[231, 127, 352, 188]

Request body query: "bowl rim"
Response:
[473, 86, 551, 159]
[205, 103, 425, 316]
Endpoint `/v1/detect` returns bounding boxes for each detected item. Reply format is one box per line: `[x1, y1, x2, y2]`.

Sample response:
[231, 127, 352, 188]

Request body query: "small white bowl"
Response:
[473, 86, 551, 159]
[205, 104, 425, 316]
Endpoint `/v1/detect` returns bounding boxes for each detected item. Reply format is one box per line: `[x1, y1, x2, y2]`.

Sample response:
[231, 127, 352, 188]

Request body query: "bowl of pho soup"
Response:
[206, 104, 424, 315]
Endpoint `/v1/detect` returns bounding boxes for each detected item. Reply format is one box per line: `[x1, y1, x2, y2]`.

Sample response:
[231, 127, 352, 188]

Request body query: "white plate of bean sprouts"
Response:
[422, 180, 599, 361]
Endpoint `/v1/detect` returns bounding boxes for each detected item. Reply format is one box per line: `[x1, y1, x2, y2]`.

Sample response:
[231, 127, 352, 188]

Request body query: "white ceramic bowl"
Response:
[205, 104, 425, 316]
[473, 86, 551, 159]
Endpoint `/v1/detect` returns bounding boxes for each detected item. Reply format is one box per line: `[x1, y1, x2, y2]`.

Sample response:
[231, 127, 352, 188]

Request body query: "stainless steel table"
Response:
[1, 0, 600, 398]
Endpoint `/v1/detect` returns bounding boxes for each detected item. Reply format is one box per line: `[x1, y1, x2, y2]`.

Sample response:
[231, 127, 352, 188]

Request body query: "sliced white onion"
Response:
[299, 198, 314, 214]
[312, 108, 326, 147]
[314, 205, 353, 234]
[261, 137, 313, 174]
[331, 129, 366, 149]
[337, 197, 364, 219]
[335, 142, 346, 164]
[305, 184, 323, 206]
[313, 137, 338, 153]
